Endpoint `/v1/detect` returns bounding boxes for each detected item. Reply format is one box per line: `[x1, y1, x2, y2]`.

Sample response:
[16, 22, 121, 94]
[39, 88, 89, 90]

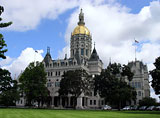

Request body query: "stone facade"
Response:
[128, 60, 150, 105]
[41, 9, 103, 109]
[16, 9, 150, 108]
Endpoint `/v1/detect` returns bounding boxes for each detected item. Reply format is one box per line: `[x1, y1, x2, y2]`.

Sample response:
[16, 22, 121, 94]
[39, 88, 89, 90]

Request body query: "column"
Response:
[51, 97, 54, 108]
[60, 97, 63, 108]
[76, 97, 83, 109]
[68, 97, 71, 107]
[65, 97, 67, 107]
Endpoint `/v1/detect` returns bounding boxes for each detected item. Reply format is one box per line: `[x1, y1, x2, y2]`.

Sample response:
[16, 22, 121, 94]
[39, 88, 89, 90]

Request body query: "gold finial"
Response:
[78, 8, 85, 25]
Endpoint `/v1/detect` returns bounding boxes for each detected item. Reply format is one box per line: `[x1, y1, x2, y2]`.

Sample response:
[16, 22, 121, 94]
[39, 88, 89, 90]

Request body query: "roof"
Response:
[89, 47, 100, 61]
[43, 53, 52, 65]
[72, 25, 90, 36]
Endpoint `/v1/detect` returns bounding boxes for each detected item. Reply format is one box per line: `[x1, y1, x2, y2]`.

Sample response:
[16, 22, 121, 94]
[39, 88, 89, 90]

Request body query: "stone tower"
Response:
[70, 9, 92, 64]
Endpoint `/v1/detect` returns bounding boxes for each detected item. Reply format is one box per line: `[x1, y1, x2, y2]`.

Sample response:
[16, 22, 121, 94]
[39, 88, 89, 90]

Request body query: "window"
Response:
[51, 72, 52, 76]
[135, 82, 138, 88]
[94, 100, 96, 105]
[47, 82, 52, 87]
[131, 82, 134, 87]
[55, 82, 60, 87]
[56, 71, 57, 76]
[138, 91, 141, 96]
[86, 49, 88, 56]
[138, 82, 141, 89]
[81, 49, 84, 55]
[90, 100, 92, 105]
[48, 72, 50, 76]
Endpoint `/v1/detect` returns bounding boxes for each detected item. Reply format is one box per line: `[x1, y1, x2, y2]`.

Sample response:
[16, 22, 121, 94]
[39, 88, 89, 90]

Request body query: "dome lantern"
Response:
[72, 9, 90, 36]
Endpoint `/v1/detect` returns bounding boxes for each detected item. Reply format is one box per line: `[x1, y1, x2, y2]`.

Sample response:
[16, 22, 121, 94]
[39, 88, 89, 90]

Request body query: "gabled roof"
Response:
[89, 47, 100, 61]
[43, 53, 52, 66]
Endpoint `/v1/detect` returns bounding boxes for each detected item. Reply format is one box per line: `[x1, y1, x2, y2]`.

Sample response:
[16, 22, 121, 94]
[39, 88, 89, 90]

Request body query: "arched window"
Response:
[86, 49, 88, 56]
[81, 49, 84, 55]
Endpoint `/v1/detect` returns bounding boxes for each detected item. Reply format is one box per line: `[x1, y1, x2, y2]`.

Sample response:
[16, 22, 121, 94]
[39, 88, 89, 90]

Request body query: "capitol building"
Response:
[17, 9, 150, 108]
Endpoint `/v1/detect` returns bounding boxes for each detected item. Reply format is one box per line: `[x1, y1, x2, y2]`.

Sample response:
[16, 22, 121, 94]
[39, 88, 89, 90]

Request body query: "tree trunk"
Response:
[73, 96, 77, 109]
[118, 101, 121, 111]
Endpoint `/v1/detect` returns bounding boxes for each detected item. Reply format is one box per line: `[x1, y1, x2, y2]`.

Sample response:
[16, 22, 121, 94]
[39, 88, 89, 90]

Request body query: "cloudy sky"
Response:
[0, 0, 160, 101]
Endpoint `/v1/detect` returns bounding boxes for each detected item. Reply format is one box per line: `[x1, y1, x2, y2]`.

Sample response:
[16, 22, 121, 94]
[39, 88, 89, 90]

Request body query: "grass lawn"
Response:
[0, 109, 160, 118]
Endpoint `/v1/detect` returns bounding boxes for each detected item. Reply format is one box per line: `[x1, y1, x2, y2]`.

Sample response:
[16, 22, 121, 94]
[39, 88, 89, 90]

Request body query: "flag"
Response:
[135, 40, 139, 43]
[35, 50, 38, 53]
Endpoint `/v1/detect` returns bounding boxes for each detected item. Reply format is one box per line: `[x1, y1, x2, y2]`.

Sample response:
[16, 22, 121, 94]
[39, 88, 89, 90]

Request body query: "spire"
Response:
[47, 47, 50, 54]
[93, 42, 97, 53]
[78, 8, 85, 26]
[44, 47, 52, 66]
[89, 43, 100, 61]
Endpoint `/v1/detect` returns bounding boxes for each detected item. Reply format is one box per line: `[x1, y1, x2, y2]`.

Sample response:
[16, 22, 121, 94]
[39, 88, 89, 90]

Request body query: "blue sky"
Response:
[2, 8, 74, 58]
[0, 0, 160, 101]
[1, 0, 156, 58]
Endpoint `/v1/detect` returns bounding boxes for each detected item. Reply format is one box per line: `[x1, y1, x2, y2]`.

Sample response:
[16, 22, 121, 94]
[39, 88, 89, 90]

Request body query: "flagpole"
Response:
[135, 43, 136, 61]
[34, 51, 36, 66]
[134, 39, 139, 61]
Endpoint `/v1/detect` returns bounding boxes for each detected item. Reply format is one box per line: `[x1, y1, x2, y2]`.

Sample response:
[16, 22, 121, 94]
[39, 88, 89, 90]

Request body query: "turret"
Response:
[70, 9, 92, 62]
[43, 47, 52, 67]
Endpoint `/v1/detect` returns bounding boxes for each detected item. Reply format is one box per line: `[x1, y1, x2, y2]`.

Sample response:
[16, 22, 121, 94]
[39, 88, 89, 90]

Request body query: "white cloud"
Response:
[0, 56, 13, 67]
[58, 1, 160, 101]
[0, 0, 118, 31]
[59, 0, 160, 67]
[1, 0, 160, 101]
[1, 47, 44, 78]
[0, 0, 79, 31]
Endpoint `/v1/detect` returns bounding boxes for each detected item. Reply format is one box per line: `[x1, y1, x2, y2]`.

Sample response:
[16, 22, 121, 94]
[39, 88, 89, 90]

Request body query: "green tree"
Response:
[59, 69, 91, 108]
[139, 97, 156, 107]
[0, 6, 18, 106]
[150, 57, 160, 95]
[19, 62, 49, 107]
[0, 68, 19, 106]
[94, 63, 136, 110]
[0, 6, 12, 59]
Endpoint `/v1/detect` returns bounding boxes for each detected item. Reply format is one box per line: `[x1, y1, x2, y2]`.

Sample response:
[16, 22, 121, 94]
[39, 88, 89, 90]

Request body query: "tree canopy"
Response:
[0, 6, 12, 59]
[139, 97, 156, 107]
[0, 6, 18, 106]
[19, 62, 49, 106]
[0, 68, 19, 106]
[59, 69, 91, 107]
[150, 57, 160, 95]
[94, 63, 136, 110]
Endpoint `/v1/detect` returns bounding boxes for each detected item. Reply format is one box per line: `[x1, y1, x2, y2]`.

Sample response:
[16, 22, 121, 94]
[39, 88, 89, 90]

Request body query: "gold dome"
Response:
[72, 25, 90, 36]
